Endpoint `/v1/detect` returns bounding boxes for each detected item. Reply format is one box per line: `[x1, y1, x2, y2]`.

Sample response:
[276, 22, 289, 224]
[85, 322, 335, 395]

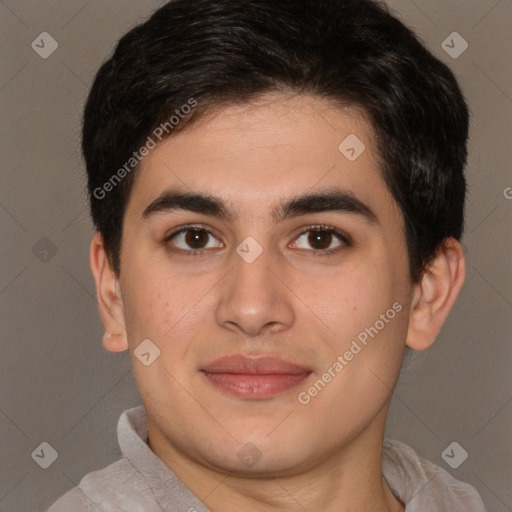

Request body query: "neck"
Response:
[148, 407, 405, 512]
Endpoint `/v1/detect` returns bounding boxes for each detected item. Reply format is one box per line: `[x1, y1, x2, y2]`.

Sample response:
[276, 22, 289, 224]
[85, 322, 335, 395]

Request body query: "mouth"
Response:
[200, 355, 312, 399]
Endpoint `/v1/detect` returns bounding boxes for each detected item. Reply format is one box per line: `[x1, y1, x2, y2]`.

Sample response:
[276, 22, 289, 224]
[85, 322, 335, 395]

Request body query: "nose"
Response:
[215, 247, 295, 337]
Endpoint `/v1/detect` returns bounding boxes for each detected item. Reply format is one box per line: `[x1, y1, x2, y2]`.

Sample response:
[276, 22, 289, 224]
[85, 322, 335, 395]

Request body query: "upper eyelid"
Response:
[165, 224, 219, 239]
[166, 227, 222, 253]
[167, 224, 346, 235]
[292, 227, 350, 247]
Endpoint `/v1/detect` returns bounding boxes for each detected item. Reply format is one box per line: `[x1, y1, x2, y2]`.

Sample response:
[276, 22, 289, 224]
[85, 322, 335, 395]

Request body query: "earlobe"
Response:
[90, 233, 129, 352]
[103, 332, 128, 352]
[406, 238, 466, 351]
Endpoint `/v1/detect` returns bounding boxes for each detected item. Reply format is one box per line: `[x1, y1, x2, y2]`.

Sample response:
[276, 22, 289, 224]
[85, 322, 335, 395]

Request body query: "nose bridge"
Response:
[235, 237, 272, 279]
[215, 241, 295, 335]
[230, 243, 279, 307]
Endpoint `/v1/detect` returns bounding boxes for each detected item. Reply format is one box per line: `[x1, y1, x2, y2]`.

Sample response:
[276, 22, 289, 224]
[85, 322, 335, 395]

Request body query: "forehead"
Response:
[126, 92, 396, 221]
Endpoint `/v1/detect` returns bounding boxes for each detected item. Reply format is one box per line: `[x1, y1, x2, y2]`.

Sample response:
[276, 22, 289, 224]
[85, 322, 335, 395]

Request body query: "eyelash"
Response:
[163, 224, 351, 257]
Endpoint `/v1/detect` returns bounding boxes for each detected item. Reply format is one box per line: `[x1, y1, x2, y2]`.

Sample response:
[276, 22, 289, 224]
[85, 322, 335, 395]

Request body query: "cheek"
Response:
[120, 260, 218, 348]
[308, 257, 396, 336]
[121, 270, 205, 396]
[122, 276, 169, 339]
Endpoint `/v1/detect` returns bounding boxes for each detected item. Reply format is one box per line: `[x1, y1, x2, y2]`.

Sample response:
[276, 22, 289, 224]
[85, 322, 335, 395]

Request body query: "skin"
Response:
[90, 92, 466, 512]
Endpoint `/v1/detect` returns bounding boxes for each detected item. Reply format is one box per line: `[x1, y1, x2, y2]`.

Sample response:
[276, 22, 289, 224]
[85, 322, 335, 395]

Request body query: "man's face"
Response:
[117, 93, 413, 475]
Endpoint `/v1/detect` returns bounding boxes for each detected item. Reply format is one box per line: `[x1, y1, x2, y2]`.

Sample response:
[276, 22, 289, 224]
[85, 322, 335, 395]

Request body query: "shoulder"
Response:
[47, 485, 99, 512]
[382, 439, 486, 512]
[46, 457, 160, 512]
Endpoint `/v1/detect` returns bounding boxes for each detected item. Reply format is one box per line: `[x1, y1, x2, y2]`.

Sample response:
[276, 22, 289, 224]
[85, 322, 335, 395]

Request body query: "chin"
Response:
[203, 444, 313, 478]
[205, 425, 317, 475]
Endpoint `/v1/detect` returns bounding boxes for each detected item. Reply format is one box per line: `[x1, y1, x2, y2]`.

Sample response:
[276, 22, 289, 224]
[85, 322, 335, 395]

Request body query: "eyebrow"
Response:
[141, 188, 378, 225]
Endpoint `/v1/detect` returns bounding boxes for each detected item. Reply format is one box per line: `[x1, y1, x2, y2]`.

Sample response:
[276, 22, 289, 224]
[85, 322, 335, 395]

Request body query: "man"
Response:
[49, 0, 486, 510]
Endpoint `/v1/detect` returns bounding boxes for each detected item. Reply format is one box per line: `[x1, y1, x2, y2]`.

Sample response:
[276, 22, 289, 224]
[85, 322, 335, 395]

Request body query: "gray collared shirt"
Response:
[48, 406, 486, 512]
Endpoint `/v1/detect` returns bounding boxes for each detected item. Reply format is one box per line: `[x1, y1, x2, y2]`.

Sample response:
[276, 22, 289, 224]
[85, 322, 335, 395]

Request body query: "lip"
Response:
[200, 355, 312, 399]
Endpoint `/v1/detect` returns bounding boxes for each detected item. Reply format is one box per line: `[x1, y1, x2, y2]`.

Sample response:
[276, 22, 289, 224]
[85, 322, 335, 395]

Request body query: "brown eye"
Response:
[185, 229, 210, 249]
[308, 229, 334, 250]
[292, 227, 348, 253]
[168, 227, 223, 252]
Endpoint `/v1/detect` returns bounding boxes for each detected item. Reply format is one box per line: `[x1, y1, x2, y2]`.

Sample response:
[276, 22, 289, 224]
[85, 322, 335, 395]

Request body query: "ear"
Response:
[89, 233, 128, 352]
[406, 237, 466, 351]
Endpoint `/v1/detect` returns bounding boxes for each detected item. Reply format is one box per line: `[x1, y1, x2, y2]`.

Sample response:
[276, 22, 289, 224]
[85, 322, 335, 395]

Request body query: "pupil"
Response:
[308, 230, 332, 250]
[186, 229, 208, 249]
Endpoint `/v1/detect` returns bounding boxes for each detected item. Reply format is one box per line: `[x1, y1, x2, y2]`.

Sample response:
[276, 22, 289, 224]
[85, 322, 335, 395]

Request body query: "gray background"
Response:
[0, 0, 510, 511]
